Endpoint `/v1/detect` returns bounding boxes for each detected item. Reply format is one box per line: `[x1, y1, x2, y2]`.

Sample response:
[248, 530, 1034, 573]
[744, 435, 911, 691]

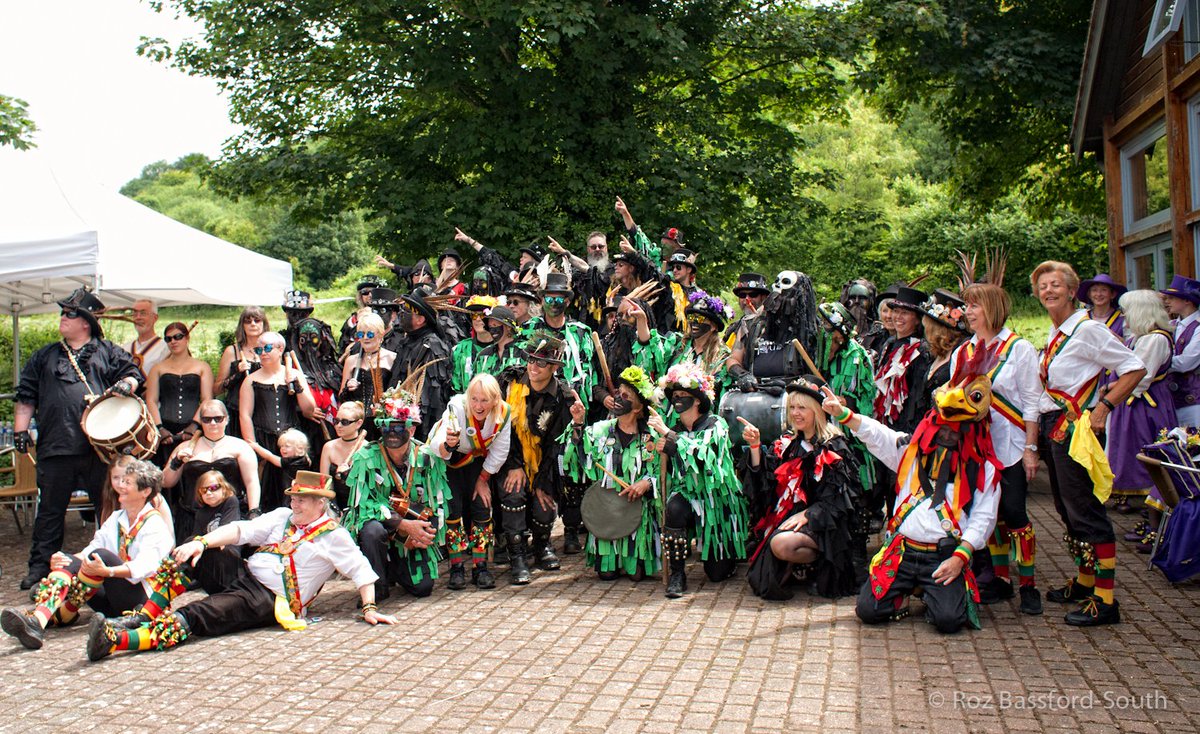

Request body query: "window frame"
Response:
[1121, 120, 1172, 234]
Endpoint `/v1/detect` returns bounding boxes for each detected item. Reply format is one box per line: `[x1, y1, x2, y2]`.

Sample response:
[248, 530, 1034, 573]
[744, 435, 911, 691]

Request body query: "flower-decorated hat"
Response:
[523, 329, 566, 365]
[817, 301, 855, 338]
[684, 289, 734, 331]
[284, 470, 335, 499]
[920, 289, 970, 333]
[615, 366, 656, 403]
[465, 294, 498, 313]
[658, 361, 716, 412]
[374, 385, 422, 427]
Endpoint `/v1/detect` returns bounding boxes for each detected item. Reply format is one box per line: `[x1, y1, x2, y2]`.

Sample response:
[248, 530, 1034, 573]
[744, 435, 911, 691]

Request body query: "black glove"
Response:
[760, 385, 784, 397]
[735, 373, 757, 392]
[110, 380, 134, 397]
[248, 507, 263, 519]
[13, 431, 30, 454]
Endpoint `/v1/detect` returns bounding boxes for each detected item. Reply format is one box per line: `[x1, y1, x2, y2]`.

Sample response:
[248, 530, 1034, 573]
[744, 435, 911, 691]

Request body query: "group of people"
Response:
[4, 194, 1191, 661]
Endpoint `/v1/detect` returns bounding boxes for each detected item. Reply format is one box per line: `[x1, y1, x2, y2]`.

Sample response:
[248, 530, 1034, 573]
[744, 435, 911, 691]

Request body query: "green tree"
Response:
[141, 1, 863, 282]
[0, 94, 37, 150]
[853, 0, 1103, 214]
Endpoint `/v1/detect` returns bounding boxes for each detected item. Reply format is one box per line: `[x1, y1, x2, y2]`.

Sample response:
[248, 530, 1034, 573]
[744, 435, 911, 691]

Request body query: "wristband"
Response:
[169, 457, 184, 471]
[836, 407, 854, 425]
[479, 470, 492, 482]
[1024, 444, 1038, 452]
[952, 545, 972, 565]
[748, 443, 761, 451]
[1099, 397, 1115, 411]
[196, 535, 210, 550]
[361, 602, 378, 618]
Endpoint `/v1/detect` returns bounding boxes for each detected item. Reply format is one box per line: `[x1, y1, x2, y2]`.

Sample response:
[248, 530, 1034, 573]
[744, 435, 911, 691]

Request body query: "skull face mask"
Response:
[773, 270, 799, 294]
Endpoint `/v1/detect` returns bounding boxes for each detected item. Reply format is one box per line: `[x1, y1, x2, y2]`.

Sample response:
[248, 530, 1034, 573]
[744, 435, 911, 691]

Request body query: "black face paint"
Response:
[383, 429, 411, 450]
[544, 302, 566, 317]
[398, 310, 415, 332]
[487, 324, 506, 341]
[611, 397, 633, 417]
[689, 321, 712, 339]
[670, 395, 697, 414]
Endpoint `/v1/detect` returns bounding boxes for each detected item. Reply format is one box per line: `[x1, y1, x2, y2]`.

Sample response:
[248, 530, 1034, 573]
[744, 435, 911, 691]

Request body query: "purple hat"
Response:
[1160, 274, 1200, 304]
[1076, 274, 1127, 305]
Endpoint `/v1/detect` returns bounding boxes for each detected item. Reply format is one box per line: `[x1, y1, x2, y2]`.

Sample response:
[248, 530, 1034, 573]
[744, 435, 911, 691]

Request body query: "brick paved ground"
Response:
[0, 475, 1195, 733]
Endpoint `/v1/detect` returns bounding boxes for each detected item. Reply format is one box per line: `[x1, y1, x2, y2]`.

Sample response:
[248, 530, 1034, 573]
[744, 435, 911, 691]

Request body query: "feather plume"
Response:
[536, 255, 553, 290]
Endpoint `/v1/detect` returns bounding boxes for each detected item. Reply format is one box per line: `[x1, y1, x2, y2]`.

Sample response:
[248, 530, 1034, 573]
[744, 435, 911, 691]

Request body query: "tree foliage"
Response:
[853, 0, 1103, 214]
[0, 94, 37, 150]
[141, 0, 863, 281]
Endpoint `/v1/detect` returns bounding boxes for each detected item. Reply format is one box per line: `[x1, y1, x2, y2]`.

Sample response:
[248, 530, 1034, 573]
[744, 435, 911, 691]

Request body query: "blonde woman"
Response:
[742, 377, 860, 600]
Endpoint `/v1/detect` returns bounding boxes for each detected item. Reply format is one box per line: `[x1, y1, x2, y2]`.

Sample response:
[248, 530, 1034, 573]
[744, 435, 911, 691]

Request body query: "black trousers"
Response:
[1038, 412, 1115, 544]
[447, 460, 494, 529]
[358, 521, 434, 598]
[30, 452, 106, 574]
[177, 573, 276, 637]
[560, 480, 585, 529]
[855, 546, 968, 634]
[192, 547, 246, 595]
[64, 549, 147, 617]
[499, 478, 557, 536]
[998, 460, 1031, 529]
[664, 494, 737, 582]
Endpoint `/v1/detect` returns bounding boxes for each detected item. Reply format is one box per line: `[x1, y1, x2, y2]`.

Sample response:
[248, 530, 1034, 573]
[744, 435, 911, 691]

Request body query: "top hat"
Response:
[366, 287, 399, 309]
[733, 272, 770, 298]
[285, 470, 335, 499]
[888, 286, 929, 315]
[666, 249, 697, 274]
[356, 275, 388, 293]
[540, 272, 574, 297]
[282, 290, 314, 312]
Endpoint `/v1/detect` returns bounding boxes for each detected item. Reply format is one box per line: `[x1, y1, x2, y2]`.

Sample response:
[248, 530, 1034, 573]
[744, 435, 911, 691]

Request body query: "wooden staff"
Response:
[590, 331, 615, 395]
[591, 459, 631, 491]
[791, 339, 825, 382]
[650, 406, 670, 585]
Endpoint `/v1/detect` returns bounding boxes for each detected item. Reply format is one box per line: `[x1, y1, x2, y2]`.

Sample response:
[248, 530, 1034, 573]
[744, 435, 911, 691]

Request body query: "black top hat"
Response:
[921, 289, 970, 333]
[399, 292, 439, 328]
[366, 287, 399, 309]
[540, 272, 574, 297]
[523, 329, 566, 365]
[503, 284, 539, 303]
[733, 272, 769, 297]
[356, 274, 388, 292]
[610, 252, 637, 267]
[666, 249, 698, 273]
[438, 248, 463, 269]
[57, 287, 106, 338]
[520, 243, 547, 262]
[785, 374, 827, 403]
[888, 286, 928, 315]
[282, 290, 314, 312]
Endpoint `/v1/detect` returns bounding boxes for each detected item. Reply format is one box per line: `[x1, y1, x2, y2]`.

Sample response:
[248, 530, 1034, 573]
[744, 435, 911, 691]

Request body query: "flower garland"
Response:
[686, 289, 734, 321]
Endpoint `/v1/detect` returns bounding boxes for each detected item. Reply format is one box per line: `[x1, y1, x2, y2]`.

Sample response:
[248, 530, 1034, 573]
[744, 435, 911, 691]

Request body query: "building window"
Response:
[1146, 0, 1190, 56]
[1121, 121, 1172, 233]
[1127, 238, 1174, 290]
[1186, 0, 1200, 61]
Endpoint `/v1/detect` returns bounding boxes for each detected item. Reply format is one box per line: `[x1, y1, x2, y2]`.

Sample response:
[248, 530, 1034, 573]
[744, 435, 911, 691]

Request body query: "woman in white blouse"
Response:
[953, 283, 1044, 615]
[1032, 261, 1145, 628]
[1, 458, 173, 651]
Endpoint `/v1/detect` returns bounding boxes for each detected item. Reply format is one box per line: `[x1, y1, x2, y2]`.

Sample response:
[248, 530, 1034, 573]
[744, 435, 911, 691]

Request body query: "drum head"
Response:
[581, 479, 643, 541]
[83, 395, 143, 441]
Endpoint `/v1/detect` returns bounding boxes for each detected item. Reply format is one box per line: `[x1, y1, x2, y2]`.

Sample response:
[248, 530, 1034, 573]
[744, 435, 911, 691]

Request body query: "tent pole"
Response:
[11, 311, 19, 389]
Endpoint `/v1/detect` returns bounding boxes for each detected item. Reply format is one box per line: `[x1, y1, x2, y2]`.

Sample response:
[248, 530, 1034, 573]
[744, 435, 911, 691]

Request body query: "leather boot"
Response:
[472, 564, 496, 589]
[663, 527, 688, 599]
[562, 526, 582, 555]
[507, 534, 532, 585]
[533, 534, 561, 570]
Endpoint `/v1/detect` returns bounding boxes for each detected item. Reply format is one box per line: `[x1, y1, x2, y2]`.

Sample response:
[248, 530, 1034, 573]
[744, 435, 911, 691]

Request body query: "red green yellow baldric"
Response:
[117, 508, 161, 562]
[447, 404, 512, 469]
[1039, 326, 1099, 442]
[258, 517, 338, 618]
[963, 333, 1023, 429]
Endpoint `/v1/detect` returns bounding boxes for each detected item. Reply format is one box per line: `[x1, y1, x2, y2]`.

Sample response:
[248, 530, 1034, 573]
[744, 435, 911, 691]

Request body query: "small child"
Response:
[269, 428, 312, 489]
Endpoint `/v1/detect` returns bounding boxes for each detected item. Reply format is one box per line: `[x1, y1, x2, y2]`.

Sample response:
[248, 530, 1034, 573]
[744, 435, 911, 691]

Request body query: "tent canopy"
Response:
[0, 149, 292, 316]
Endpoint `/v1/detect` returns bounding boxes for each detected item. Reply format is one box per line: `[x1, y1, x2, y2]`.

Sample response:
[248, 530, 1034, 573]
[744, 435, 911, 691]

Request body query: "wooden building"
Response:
[1073, 0, 1200, 287]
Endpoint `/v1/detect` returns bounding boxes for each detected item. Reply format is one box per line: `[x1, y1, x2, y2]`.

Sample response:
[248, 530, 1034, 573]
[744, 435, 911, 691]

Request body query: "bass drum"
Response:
[719, 389, 787, 449]
[80, 393, 160, 463]
[581, 478, 643, 541]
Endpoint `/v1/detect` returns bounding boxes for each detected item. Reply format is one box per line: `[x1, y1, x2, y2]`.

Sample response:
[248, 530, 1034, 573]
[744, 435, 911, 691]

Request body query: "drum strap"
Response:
[62, 341, 99, 400]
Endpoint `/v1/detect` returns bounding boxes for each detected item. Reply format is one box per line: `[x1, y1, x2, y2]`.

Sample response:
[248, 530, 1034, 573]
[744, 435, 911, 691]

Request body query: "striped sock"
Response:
[1094, 541, 1116, 604]
[446, 519, 467, 566]
[55, 571, 103, 626]
[140, 560, 189, 620]
[112, 624, 154, 652]
[470, 520, 493, 566]
[31, 571, 73, 628]
[1011, 524, 1036, 588]
[988, 523, 1011, 582]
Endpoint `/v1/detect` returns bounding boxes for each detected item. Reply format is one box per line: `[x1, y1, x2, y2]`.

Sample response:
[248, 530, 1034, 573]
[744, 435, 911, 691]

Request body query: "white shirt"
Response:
[1037, 310, 1145, 415]
[429, 395, 513, 475]
[1131, 331, 1173, 394]
[123, 336, 170, 377]
[852, 414, 999, 552]
[949, 329, 1041, 468]
[237, 508, 377, 615]
[79, 503, 174, 594]
[1171, 311, 1200, 374]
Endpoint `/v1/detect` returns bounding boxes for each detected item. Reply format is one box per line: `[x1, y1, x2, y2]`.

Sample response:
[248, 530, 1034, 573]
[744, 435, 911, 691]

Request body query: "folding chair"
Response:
[1138, 440, 1200, 580]
[0, 447, 39, 534]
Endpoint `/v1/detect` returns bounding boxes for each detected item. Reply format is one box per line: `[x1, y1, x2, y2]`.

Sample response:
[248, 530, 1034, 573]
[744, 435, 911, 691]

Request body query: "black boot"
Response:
[446, 564, 467, 591]
[508, 535, 532, 585]
[111, 611, 152, 630]
[663, 527, 688, 599]
[472, 564, 496, 589]
[562, 526, 583, 555]
[1, 608, 44, 650]
[533, 535, 561, 570]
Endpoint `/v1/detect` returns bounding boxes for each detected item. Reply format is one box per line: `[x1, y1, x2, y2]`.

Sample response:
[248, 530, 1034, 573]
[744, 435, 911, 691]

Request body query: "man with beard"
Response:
[386, 292, 452, 442]
[343, 387, 449, 601]
[499, 331, 584, 583]
[548, 232, 611, 332]
[121, 299, 168, 389]
[727, 270, 821, 390]
[502, 284, 540, 337]
[340, 275, 388, 353]
[725, 273, 770, 348]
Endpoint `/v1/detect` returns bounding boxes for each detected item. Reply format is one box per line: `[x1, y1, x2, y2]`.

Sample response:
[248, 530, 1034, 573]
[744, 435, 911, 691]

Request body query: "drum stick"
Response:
[591, 460, 631, 491]
[791, 339, 825, 382]
[590, 331, 615, 395]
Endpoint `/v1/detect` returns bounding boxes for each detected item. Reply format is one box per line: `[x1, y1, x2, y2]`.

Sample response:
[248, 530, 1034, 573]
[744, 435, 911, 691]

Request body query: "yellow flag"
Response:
[273, 594, 308, 631]
[1068, 410, 1114, 504]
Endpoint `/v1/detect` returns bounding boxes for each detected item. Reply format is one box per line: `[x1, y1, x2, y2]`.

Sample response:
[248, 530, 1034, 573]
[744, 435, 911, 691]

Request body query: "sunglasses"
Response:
[199, 415, 226, 424]
[359, 289, 373, 297]
[61, 309, 81, 319]
[253, 344, 277, 355]
[243, 316, 264, 324]
[334, 417, 361, 427]
[164, 333, 187, 343]
[686, 315, 709, 325]
[355, 331, 377, 340]
[529, 357, 553, 368]
[381, 423, 409, 435]
[200, 484, 224, 494]
[543, 296, 567, 305]
[670, 264, 690, 271]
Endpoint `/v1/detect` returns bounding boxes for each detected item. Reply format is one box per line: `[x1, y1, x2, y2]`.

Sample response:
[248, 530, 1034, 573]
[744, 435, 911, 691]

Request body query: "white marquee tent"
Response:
[0, 150, 293, 382]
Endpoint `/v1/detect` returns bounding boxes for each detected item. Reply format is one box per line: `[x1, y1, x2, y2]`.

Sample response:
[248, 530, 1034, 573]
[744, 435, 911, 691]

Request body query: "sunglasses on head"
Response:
[164, 333, 187, 343]
[334, 417, 361, 427]
[61, 309, 81, 319]
[253, 344, 277, 355]
[201, 484, 223, 494]
[355, 331, 377, 340]
[199, 415, 226, 424]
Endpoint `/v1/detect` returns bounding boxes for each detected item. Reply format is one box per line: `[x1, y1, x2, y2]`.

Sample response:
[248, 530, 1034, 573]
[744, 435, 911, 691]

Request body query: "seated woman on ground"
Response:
[188, 470, 244, 593]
